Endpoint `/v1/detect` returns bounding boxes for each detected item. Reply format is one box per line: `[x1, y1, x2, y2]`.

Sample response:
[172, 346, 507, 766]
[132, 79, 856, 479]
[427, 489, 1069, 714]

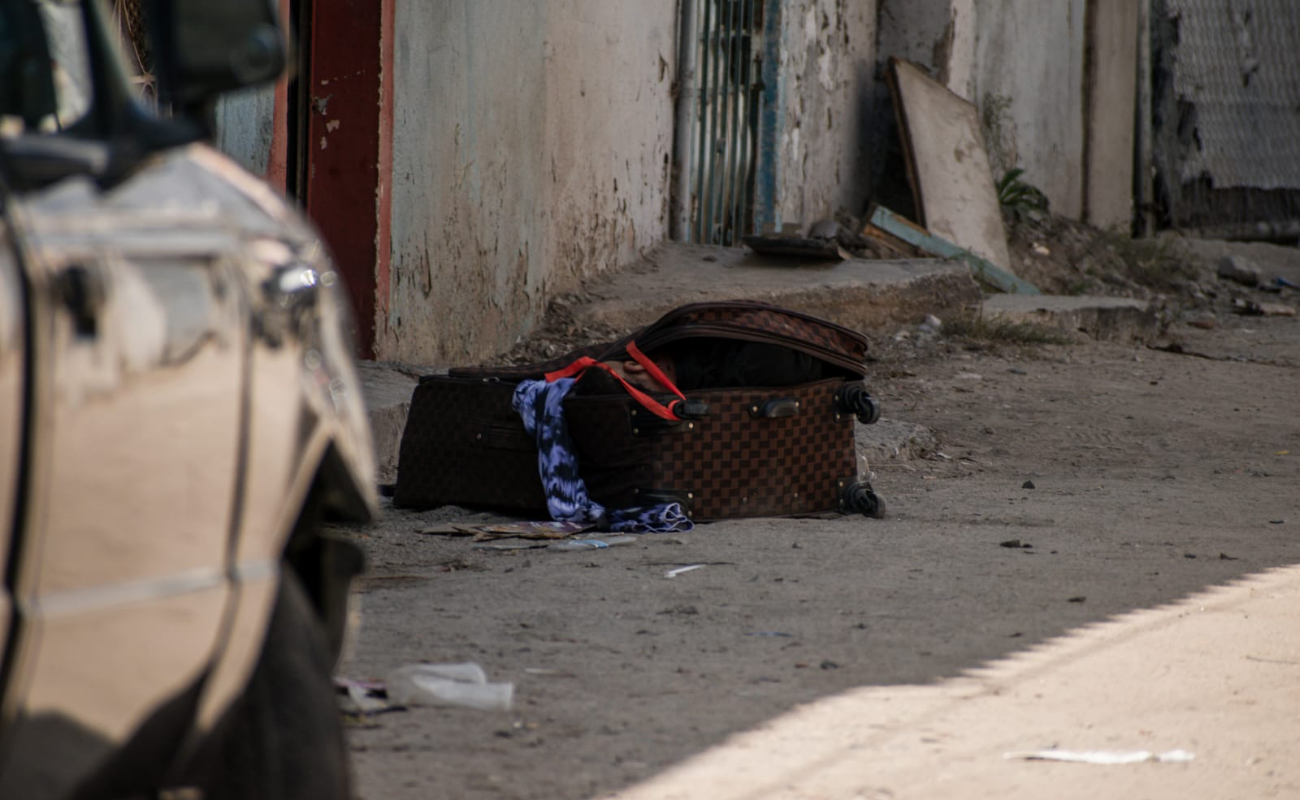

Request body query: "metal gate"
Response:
[676, 0, 765, 245]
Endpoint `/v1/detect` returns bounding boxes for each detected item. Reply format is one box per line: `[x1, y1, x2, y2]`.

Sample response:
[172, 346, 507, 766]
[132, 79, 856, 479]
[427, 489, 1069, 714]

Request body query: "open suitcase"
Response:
[393, 301, 884, 520]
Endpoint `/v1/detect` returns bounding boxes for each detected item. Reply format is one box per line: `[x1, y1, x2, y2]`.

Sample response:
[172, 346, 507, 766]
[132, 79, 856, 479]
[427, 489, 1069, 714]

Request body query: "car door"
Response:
[0, 6, 249, 794]
[0, 190, 24, 700]
[0, 182, 249, 794]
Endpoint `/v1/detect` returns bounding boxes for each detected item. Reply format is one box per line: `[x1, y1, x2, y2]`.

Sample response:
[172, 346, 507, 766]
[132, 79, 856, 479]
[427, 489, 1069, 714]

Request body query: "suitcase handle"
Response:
[750, 397, 800, 419]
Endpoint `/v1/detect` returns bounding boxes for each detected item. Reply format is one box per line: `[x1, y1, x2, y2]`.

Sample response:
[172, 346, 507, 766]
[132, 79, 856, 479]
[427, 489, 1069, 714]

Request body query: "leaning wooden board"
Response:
[886, 57, 1016, 277]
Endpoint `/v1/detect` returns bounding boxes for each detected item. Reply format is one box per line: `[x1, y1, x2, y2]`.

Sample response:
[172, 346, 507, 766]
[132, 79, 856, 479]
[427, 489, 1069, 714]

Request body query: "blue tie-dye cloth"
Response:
[512, 378, 694, 533]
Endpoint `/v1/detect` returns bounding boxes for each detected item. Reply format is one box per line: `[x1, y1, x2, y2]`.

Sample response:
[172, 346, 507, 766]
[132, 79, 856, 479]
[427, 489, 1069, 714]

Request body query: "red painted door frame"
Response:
[300, 0, 390, 358]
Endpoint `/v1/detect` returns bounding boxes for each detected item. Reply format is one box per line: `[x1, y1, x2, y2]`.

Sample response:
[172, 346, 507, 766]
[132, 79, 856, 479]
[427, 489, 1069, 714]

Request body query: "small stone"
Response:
[1022, 480, 1036, 489]
[819, 660, 840, 670]
[1218, 256, 1261, 287]
[1068, 596, 1086, 603]
[1000, 539, 1022, 548]
[1008, 367, 1028, 375]
[1187, 315, 1217, 330]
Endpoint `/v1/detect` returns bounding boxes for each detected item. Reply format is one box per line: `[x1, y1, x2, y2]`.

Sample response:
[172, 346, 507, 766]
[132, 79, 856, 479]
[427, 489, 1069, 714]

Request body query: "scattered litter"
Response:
[1032, 243, 1051, 256]
[472, 540, 550, 551]
[1259, 303, 1297, 317]
[1233, 298, 1297, 317]
[335, 677, 392, 714]
[548, 535, 639, 551]
[664, 564, 705, 578]
[1004, 749, 1195, 765]
[1275, 276, 1300, 292]
[743, 222, 850, 260]
[386, 663, 514, 712]
[919, 314, 943, 334]
[474, 521, 595, 538]
[423, 520, 595, 541]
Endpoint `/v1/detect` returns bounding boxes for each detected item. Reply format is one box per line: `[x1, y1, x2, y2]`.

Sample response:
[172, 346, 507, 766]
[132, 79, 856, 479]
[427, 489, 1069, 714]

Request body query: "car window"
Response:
[0, 0, 91, 137]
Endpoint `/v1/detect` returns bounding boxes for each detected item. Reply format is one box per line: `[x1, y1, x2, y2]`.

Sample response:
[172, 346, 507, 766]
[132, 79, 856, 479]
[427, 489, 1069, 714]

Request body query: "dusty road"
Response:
[336, 310, 1300, 799]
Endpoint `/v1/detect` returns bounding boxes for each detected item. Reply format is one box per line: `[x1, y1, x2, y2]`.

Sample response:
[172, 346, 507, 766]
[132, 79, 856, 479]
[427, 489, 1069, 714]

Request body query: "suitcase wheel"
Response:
[835, 383, 882, 425]
[841, 480, 886, 519]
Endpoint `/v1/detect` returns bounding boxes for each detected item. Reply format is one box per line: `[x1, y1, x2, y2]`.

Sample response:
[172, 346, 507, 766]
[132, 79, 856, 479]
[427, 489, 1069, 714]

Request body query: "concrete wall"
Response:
[214, 86, 276, 177]
[972, 0, 1087, 220]
[381, 1, 678, 366]
[770, 0, 879, 229]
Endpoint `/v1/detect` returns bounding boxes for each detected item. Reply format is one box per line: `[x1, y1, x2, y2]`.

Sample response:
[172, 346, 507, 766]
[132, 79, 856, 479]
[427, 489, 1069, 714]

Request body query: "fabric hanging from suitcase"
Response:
[513, 377, 694, 532]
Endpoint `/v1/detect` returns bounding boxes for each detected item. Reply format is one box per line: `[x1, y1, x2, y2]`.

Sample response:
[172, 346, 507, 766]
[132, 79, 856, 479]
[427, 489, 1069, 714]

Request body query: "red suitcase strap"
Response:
[545, 341, 686, 422]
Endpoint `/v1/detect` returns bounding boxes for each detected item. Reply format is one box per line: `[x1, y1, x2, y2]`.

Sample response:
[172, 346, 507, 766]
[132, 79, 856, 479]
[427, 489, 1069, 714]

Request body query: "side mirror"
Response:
[144, 0, 286, 110]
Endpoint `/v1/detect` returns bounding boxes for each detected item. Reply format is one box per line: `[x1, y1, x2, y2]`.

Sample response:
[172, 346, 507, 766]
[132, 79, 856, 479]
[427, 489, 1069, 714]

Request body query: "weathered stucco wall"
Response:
[771, 0, 878, 229]
[973, 0, 1087, 219]
[382, 1, 677, 365]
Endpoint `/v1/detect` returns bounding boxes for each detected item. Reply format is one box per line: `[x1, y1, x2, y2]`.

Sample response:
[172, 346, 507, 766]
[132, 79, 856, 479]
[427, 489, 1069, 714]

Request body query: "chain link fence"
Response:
[1152, 0, 1300, 237]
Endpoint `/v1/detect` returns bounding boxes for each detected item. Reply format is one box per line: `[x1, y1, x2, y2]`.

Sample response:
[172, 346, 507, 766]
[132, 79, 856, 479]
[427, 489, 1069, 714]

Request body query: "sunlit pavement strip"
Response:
[602, 564, 1300, 800]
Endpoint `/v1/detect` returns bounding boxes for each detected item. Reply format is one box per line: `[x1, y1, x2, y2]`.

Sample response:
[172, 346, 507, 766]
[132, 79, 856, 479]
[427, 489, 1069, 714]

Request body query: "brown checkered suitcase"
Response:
[393, 301, 885, 519]
[391, 376, 549, 513]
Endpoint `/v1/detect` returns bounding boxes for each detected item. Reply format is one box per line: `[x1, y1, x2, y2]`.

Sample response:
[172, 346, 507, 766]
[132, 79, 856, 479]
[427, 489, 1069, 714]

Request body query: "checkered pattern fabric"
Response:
[567, 379, 857, 520]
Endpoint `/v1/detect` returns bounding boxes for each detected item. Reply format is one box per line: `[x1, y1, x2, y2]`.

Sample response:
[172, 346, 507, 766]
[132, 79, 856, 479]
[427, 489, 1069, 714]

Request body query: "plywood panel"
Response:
[887, 58, 1015, 274]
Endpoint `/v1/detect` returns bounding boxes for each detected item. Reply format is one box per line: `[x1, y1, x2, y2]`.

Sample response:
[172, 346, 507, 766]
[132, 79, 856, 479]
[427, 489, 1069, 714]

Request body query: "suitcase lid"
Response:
[449, 301, 869, 382]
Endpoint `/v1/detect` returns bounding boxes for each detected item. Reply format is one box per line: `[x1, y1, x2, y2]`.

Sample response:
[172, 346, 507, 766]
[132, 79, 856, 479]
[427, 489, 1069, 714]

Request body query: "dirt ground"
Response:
[334, 231, 1300, 800]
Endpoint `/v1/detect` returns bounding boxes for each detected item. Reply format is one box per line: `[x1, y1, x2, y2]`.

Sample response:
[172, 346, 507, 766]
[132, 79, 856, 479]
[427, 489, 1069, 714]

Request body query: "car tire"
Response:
[203, 572, 351, 800]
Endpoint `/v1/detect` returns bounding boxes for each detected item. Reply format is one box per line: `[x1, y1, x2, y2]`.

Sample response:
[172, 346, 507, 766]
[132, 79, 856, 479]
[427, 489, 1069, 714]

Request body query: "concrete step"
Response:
[566, 242, 982, 335]
[981, 294, 1159, 344]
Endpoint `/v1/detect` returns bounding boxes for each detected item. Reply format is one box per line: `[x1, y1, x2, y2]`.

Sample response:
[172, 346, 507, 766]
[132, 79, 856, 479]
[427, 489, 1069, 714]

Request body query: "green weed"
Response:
[997, 168, 1049, 212]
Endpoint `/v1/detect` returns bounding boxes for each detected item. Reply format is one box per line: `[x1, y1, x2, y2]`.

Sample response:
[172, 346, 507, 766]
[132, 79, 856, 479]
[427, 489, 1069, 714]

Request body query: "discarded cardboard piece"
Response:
[867, 205, 1039, 295]
[886, 57, 1016, 277]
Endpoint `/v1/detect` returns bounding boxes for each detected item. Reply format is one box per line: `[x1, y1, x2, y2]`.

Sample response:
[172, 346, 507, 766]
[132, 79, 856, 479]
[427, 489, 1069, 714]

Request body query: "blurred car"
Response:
[0, 1, 376, 798]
